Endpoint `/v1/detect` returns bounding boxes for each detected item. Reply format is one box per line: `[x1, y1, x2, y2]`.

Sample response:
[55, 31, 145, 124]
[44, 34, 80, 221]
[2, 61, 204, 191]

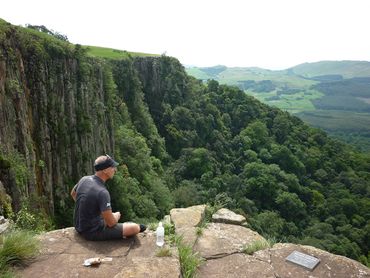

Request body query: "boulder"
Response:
[212, 208, 246, 225]
[170, 205, 206, 229]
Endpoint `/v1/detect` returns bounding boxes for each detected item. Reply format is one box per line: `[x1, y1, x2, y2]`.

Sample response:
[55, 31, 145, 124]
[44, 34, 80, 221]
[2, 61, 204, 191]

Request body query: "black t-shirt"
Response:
[73, 175, 112, 234]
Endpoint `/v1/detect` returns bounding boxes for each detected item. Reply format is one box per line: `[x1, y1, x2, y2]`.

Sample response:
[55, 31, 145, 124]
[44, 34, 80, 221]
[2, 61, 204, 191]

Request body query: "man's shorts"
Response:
[81, 223, 124, 241]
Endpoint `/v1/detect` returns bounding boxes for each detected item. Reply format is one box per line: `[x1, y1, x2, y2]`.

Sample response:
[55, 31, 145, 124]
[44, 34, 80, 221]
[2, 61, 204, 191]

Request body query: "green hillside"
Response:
[186, 67, 213, 80]
[187, 66, 316, 88]
[290, 60, 370, 79]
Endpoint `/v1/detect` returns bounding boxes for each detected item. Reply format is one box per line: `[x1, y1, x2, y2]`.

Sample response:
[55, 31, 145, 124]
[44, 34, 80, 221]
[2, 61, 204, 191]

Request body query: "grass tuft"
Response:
[155, 247, 172, 257]
[242, 239, 271, 255]
[175, 236, 204, 278]
[196, 227, 203, 237]
[0, 230, 39, 267]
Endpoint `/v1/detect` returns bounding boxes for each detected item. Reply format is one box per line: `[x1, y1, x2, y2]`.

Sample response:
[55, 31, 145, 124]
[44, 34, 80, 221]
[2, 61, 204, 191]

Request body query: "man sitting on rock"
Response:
[71, 154, 146, 240]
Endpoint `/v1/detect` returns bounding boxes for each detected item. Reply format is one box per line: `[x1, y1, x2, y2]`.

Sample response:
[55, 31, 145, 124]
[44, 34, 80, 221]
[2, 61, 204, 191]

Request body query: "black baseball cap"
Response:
[94, 154, 119, 171]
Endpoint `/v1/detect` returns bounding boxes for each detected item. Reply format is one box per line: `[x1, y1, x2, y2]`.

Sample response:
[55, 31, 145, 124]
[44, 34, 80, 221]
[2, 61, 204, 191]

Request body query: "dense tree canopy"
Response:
[129, 57, 369, 265]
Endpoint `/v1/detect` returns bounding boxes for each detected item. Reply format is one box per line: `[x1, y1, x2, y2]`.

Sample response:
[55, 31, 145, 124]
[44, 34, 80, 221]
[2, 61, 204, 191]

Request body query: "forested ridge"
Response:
[0, 19, 369, 266]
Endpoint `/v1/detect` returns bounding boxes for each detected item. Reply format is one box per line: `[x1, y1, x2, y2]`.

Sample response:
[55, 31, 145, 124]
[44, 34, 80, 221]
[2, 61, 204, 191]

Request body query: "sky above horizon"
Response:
[1, 0, 369, 70]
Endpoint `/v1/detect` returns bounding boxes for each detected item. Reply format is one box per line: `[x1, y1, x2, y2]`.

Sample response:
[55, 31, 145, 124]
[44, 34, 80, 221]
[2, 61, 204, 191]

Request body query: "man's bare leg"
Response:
[122, 222, 140, 237]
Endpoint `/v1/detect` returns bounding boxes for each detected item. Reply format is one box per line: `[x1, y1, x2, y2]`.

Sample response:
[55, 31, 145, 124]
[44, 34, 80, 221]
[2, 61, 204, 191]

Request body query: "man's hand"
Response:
[102, 210, 119, 227]
[113, 211, 121, 222]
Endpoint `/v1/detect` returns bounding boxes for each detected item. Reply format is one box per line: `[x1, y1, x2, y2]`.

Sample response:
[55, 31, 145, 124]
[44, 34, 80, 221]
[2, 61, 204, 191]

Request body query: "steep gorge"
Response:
[0, 19, 369, 265]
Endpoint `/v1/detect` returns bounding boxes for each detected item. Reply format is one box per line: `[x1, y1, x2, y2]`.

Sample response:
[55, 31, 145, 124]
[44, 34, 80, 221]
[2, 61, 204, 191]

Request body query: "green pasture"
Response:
[85, 45, 159, 59]
[246, 89, 323, 113]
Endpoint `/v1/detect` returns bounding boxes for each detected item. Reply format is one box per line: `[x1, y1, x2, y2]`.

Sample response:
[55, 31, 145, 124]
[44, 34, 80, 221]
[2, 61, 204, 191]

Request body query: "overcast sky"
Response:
[1, 0, 369, 70]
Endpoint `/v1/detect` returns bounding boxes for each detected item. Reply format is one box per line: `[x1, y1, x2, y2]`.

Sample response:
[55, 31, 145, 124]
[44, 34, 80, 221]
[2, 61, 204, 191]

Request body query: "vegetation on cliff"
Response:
[0, 19, 369, 266]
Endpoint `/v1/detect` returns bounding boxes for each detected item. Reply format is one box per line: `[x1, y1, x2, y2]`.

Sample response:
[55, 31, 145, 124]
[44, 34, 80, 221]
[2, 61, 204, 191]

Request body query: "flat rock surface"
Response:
[255, 243, 370, 278]
[175, 227, 198, 246]
[194, 223, 266, 258]
[197, 253, 275, 278]
[16, 227, 180, 278]
[114, 256, 180, 278]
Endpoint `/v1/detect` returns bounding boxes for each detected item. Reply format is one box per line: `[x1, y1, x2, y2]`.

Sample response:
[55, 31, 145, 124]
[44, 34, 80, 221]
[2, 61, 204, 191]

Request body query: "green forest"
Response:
[0, 19, 369, 267]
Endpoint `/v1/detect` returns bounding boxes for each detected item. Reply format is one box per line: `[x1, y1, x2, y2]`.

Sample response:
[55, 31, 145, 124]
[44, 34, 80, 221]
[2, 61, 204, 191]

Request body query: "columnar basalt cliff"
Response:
[0, 24, 116, 215]
[0, 20, 169, 218]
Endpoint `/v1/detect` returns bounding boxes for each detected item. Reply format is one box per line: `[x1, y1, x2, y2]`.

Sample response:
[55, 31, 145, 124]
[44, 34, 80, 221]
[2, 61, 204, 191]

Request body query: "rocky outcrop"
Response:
[17, 227, 180, 278]
[17, 205, 370, 278]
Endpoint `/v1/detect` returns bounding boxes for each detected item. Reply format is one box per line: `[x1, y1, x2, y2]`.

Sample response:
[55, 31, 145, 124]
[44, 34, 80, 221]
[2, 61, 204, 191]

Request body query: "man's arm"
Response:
[101, 210, 121, 227]
[70, 184, 77, 202]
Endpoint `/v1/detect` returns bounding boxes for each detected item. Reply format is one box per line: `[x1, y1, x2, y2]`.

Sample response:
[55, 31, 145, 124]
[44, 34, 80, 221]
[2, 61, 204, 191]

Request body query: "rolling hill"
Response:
[186, 62, 370, 151]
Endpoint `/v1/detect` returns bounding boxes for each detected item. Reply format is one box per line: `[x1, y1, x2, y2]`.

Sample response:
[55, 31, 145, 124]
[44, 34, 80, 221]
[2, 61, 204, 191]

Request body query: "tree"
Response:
[250, 211, 286, 239]
[173, 180, 202, 207]
[275, 191, 307, 221]
[240, 120, 270, 151]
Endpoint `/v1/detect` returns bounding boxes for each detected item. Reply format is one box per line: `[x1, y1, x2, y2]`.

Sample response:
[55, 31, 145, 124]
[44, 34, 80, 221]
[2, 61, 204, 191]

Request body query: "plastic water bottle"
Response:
[156, 222, 165, 247]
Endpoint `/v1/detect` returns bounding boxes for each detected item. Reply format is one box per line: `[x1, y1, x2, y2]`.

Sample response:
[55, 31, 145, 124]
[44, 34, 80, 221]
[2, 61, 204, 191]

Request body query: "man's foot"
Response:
[139, 224, 147, 233]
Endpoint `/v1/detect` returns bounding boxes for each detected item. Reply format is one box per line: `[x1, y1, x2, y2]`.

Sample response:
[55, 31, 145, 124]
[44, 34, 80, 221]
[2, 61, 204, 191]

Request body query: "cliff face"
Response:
[0, 23, 127, 215]
[0, 19, 175, 225]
